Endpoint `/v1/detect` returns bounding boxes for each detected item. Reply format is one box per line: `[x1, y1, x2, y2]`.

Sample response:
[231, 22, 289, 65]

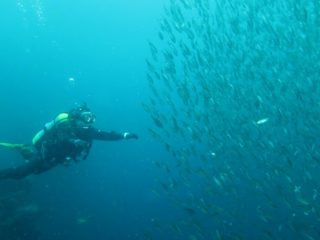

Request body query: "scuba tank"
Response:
[32, 113, 69, 147]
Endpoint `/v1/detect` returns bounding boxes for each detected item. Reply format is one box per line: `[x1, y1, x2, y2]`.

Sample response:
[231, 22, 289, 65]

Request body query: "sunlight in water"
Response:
[16, 0, 46, 26]
[32, 0, 45, 26]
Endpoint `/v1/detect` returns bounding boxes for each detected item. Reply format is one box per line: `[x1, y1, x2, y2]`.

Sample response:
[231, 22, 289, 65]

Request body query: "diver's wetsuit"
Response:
[0, 126, 126, 180]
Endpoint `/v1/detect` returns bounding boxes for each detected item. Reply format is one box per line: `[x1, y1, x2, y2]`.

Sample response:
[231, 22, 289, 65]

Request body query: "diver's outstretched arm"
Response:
[91, 128, 138, 141]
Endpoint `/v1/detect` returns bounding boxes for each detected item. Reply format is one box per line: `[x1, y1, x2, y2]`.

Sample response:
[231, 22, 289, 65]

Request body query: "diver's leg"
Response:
[0, 159, 58, 180]
[0, 156, 61, 180]
[0, 145, 41, 180]
[0, 158, 44, 180]
[0, 144, 58, 180]
[14, 144, 36, 159]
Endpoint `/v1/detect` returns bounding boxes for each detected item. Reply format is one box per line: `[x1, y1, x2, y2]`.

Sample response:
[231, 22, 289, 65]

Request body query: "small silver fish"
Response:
[256, 118, 269, 125]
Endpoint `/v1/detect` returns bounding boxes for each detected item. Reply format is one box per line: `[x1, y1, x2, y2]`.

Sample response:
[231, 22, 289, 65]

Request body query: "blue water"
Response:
[1, 0, 320, 240]
[0, 1, 174, 239]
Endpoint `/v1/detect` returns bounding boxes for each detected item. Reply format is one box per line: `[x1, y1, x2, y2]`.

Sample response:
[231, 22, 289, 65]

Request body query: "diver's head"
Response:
[69, 103, 96, 126]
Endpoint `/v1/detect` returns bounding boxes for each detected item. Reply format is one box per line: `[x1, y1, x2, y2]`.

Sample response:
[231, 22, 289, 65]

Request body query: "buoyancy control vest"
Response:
[32, 113, 91, 163]
[32, 113, 70, 148]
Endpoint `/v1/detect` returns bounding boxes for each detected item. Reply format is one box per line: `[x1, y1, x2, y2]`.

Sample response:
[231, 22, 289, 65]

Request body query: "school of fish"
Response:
[144, 0, 320, 239]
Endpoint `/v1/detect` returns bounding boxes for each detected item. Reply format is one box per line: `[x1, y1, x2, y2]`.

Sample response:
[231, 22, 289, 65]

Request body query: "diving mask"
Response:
[80, 111, 96, 124]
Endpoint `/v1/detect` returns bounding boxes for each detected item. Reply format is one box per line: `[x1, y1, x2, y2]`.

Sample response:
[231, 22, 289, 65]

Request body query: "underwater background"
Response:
[1, 0, 320, 239]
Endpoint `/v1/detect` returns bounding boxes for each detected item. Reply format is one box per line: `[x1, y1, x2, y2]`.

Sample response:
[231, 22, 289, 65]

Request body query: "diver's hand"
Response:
[123, 132, 138, 140]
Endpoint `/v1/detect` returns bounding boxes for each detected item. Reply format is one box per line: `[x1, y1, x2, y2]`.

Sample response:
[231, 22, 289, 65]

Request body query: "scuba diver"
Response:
[0, 103, 138, 180]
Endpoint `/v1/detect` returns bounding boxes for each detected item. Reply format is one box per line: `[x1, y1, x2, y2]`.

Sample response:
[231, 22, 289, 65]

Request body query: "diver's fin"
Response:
[0, 143, 34, 159]
[0, 142, 25, 149]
